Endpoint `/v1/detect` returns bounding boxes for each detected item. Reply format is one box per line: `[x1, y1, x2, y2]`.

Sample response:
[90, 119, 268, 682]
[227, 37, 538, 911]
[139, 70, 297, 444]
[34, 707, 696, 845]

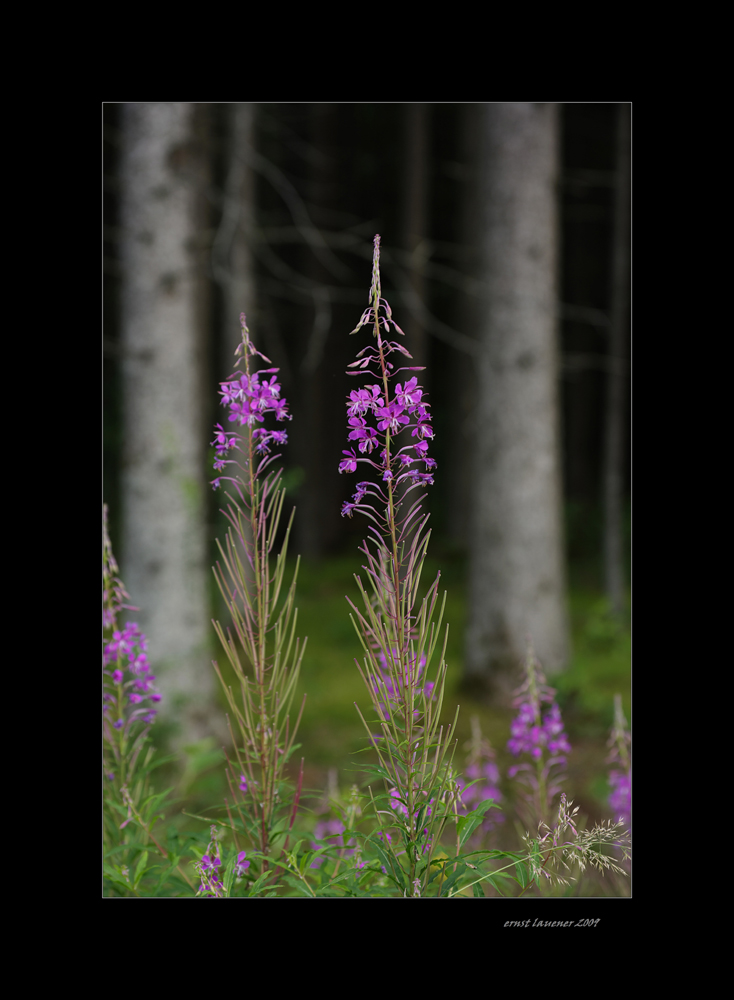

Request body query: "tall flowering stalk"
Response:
[103, 505, 192, 895]
[209, 314, 307, 882]
[507, 640, 571, 828]
[340, 236, 458, 896]
[103, 504, 159, 805]
[457, 717, 504, 838]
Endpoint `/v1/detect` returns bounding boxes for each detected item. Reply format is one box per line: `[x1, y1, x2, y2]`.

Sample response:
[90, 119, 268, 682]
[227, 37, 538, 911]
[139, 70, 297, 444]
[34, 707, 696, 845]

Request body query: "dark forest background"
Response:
[103, 103, 630, 764]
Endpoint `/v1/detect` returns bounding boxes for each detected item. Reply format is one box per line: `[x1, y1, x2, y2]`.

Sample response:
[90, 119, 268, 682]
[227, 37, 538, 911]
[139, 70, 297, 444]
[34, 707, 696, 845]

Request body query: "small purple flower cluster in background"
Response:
[456, 717, 504, 838]
[507, 700, 572, 761]
[103, 622, 160, 727]
[506, 642, 571, 822]
[210, 314, 291, 490]
[606, 694, 631, 829]
[608, 771, 631, 826]
[371, 649, 435, 722]
[310, 818, 351, 868]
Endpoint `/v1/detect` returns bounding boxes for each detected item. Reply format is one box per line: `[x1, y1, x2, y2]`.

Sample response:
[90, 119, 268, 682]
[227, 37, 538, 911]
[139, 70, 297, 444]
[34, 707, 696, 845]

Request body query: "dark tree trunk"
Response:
[603, 103, 631, 618]
[400, 102, 430, 372]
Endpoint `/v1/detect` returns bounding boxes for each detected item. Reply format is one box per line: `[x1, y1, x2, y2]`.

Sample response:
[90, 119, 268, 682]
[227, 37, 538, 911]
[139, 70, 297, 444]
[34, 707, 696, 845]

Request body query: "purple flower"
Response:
[310, 819, 354, 867]
[608, 771, 631, 826]
[211, 349, 291, 485]
[314, 818, 346, 841]
[507, 700, 570, 758]
[211, 423, 238, 452]
[389, 788, 408, 816]
[201, 854, 221, 876]
[273, 399, 291, 421]
[506, 644, 570, 823]
[234, 851, 250, 877]
[411, 416, 433, 441]
[395, 378, 422, 408]
[376, 401, 410, 434]
[606, 694, 631, 829]
[347, 386, 381, 416]
[230, 397, 262, 427]
[339, 449, 358, 474]
[104, 621, 160, 730]
[371, 649, 434, 722]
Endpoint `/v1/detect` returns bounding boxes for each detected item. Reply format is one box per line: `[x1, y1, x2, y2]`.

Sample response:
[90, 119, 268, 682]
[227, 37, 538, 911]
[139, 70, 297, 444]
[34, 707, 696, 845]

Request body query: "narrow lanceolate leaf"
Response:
[133, 851, 149, 889]
[515, 861, 530, 888]
[439, 863, 467, 896]
[224, 856, 236, 897]
[457, 798, 498, 847]
[246, 871, 275, 897]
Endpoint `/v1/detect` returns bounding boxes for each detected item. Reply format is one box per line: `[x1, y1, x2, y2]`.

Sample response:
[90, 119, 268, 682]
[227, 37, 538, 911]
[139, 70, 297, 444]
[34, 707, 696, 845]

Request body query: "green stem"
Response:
[120, 786, 196, 890]
[372, 279, 419, 887]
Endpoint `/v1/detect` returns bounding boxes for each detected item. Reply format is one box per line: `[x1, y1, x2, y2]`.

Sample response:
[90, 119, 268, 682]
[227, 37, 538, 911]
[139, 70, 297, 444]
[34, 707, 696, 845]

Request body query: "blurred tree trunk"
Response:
[603, 103, 631, 619]
[214, 102, 257, 367]
[400, 103, 429, 372]
[120, 102, 220, 748]
[398, 104, 433, 527]
[446, 103, 482, 545]
[294, 103, 343, 558]
[210, 102, 258, 593]
[465, 103, 569, 700]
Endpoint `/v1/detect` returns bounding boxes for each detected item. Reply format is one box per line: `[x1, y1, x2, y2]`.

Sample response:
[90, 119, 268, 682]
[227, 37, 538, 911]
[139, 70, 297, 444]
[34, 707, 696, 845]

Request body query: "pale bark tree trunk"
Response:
[465, 103, 569, 700]
[120, 102, 220, 748]
[603, 103, 631, 619]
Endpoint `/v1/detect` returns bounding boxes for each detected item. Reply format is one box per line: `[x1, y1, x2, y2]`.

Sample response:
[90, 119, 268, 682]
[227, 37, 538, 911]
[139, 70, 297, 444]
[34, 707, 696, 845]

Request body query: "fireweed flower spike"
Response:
[103, 507, 195, 897]
[209, 313, 307, 884]
[507, 639, 571, 828]
[341, 236, 459, 896]
[606, 694, 631, 831]
[457, 716, 504, 840]
[103, 506, 161, 781]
